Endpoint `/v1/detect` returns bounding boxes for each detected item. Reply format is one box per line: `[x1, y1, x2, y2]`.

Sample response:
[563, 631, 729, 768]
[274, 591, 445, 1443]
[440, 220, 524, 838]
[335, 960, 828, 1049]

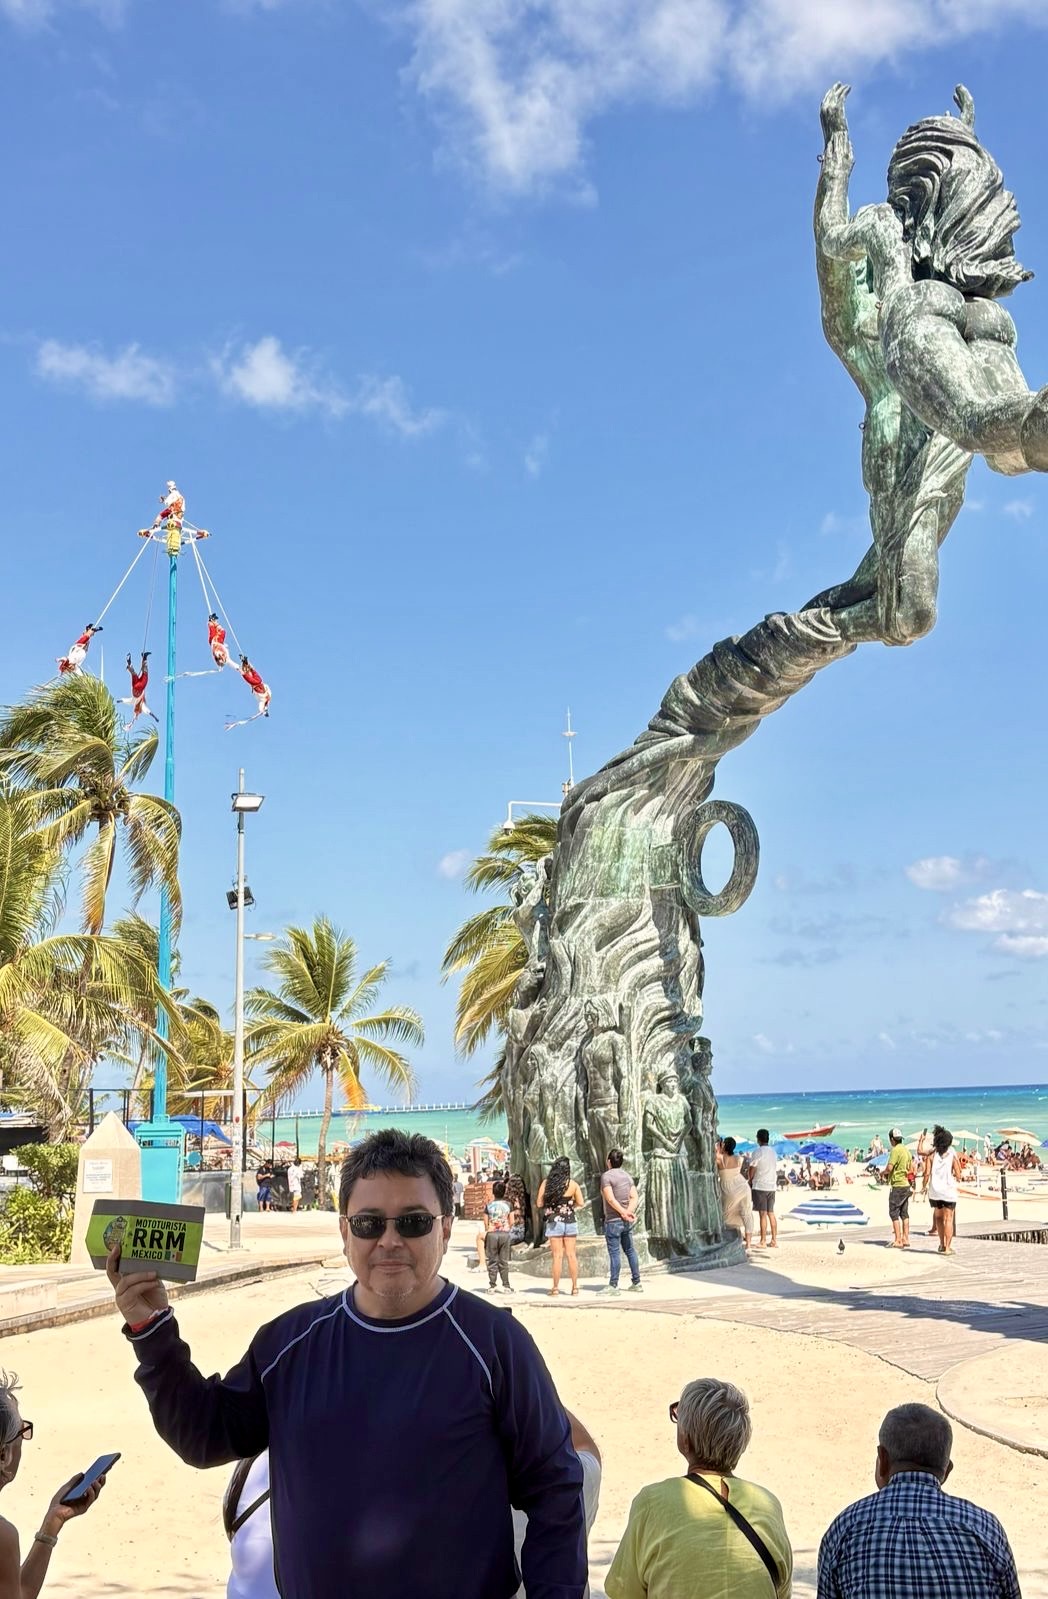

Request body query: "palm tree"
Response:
[0, 789, 177, 1138]
[246, 917, 424, 1207]
[441, 814, 557, 1118]
[0, 675, 181, 935]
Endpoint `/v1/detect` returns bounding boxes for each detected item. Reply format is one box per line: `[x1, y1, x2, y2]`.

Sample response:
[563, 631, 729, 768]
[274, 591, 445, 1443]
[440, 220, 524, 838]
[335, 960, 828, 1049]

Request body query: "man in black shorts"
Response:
[885, 1128, 913, 1248]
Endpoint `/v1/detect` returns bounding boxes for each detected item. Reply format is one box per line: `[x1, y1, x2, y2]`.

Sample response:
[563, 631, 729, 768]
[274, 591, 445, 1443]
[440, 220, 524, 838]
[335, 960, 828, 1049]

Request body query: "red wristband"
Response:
[128, 1311, 162, 1334]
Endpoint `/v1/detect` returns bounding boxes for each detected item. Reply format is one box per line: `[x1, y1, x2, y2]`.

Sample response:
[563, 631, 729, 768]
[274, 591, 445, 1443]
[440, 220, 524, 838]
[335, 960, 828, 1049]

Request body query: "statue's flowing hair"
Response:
[887, 88, 1031, 298]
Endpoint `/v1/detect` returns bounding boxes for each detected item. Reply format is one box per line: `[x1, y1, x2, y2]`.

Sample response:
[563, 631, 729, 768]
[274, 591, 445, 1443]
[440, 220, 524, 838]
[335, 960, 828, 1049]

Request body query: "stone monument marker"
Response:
[69, 1112, 141, 1266]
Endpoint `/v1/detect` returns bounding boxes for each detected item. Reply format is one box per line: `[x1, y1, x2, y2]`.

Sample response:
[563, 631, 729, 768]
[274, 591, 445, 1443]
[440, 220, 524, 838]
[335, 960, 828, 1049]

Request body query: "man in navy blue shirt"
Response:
[109, 1130, 586, 1599]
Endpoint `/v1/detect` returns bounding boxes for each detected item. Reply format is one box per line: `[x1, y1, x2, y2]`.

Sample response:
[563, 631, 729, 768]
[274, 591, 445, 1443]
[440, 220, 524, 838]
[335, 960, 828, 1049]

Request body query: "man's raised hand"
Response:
[106, 1245, 170, 1327]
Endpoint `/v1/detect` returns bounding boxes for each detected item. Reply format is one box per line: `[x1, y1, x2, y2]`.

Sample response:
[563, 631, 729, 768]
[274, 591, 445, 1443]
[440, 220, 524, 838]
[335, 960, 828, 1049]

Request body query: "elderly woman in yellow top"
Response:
[606, 1377, 792, 1599]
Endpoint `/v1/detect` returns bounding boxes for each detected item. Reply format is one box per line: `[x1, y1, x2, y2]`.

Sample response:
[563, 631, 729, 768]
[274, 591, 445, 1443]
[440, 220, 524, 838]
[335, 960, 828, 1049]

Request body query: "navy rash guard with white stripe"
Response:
[126, 1279, 586, 1599]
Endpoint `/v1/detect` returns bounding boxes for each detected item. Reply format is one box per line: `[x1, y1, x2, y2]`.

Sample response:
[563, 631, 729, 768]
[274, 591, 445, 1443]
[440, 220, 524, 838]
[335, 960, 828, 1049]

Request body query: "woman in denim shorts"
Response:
[536, 1156, 585, 1296]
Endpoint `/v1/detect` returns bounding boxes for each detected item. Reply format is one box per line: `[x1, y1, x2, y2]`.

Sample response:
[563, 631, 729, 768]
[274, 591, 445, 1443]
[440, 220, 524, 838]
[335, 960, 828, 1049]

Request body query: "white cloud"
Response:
[350, 374, 447, 438]
[996, 935, 1048, 959]
[819, 510, 866, 539]
[905, 856, 966, 892]
[665, 614, 699, 643]
[212, 336, 347, 418]
[752, 1032, 794, 1056]
[947, 887, 1048, 959]
[1003, 498, 1034, 521]
[381, 0, 1048, 196]
[437, 849, 471, 880]
[524, 431, 549, 477]
[877, 1031, 897, 1051]
[35, 339, 174, 405]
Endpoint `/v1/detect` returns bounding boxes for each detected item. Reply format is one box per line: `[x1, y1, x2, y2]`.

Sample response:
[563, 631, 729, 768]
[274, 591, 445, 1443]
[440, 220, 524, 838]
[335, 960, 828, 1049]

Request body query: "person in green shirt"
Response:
[885, 1128, 913, 1248]
[606, 1376, 792, 1599]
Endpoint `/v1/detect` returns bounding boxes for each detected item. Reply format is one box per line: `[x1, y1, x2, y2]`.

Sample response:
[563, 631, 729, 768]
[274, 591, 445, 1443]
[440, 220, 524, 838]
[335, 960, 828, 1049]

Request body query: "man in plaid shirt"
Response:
[818, 1404, 1020, 1599]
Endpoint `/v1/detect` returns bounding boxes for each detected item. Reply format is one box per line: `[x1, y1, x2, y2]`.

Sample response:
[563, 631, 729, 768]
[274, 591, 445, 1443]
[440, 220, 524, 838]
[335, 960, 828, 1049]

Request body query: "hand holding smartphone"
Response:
[61, 1453, 120, 1505]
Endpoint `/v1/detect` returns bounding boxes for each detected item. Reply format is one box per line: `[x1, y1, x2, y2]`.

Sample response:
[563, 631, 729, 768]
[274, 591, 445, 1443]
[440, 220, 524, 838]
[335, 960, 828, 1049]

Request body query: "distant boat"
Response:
[784, 1124, 837, 1140]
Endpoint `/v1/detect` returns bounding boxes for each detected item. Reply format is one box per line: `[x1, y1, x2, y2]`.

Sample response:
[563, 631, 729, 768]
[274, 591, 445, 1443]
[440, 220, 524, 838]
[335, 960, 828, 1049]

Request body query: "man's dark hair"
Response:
[756, 1129, 769, 1145]
[492, 1179, 507, 1199]
[607, 1149, 624, 1168]
[339, 1129, 453, 1217]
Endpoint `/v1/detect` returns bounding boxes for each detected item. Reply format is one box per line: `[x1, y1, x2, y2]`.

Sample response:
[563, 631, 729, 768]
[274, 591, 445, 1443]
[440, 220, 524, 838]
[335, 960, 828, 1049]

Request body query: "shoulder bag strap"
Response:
[687, 1472, 779, 1589]
[230, 1486, 271, 1538]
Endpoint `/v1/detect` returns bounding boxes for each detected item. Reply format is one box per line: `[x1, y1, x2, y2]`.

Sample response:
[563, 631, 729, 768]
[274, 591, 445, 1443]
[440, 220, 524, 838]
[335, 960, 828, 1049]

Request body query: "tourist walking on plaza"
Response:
[746, 1129, 779, 1249]
[927, 1125, 962, 1255]
[606, 1376, 792, 1599]
[600, 1150, 642, 1294]
[717, 1138, 753, 1255]
[817, 1403, 1019, 1599]
[452, 1173, 465, 1219]
[286, 1158, 303, 1214]
[0, 1371, 108, 1595]
[255, 1159, 273, 1213]
[107, 1129, 587, 1599]
[885, 1128, 913, 1248]
[537, 1156, 584, 1297]
[484, 1178, 516, 1292]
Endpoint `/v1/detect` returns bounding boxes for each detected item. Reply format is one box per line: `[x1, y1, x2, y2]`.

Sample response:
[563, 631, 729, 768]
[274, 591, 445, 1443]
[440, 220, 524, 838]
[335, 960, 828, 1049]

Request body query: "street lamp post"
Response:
[229, 771, 264, 1250]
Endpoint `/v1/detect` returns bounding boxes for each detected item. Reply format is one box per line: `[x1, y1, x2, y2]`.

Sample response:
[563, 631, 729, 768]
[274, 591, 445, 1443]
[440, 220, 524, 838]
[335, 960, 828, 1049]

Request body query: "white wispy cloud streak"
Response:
[36, 333, 447, 440]
[35, 340, 174, 405]
[212, 336, 348, 419]
[946, 887, 1048, 959]
[437, 849, 471, 880]
[376, 0, 1048, 195]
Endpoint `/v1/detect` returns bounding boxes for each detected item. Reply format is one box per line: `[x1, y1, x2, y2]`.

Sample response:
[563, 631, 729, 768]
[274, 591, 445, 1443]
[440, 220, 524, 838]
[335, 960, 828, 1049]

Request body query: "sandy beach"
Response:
[0, 1194, 1045, 1599]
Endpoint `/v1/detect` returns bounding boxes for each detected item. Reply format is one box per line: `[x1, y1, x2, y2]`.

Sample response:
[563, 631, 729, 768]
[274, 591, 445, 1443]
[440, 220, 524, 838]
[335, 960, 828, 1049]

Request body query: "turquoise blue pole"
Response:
[153, 541, 177, 1118]
[137, 526, 184, 1200]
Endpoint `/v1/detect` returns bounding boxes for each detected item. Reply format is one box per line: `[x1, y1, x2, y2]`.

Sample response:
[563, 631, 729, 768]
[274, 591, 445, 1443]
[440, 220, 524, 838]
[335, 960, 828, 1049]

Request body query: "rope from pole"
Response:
[94, 536, 153, 625]
[195, 544, 245, 658]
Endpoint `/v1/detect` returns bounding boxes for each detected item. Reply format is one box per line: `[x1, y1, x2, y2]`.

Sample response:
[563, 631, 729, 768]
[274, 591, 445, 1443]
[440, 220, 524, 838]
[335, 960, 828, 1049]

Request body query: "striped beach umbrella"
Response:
[788, 1198, 869, 1226]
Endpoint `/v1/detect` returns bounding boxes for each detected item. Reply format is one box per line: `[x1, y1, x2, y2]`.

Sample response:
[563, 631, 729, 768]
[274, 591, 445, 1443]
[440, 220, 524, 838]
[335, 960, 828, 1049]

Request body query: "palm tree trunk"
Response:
[129, 1040, 150, 1118]
[316, 1057, 334, 1211]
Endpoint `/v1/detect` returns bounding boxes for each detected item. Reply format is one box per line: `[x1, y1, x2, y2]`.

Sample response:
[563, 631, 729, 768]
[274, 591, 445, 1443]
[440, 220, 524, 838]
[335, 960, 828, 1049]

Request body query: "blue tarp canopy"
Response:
[128, 1116, 231, 1144]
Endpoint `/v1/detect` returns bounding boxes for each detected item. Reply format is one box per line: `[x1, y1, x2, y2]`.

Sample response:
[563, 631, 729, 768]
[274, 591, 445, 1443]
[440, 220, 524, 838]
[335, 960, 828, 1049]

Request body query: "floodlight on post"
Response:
[229, 769, 265, 1251]
[502, 799, 562, 833]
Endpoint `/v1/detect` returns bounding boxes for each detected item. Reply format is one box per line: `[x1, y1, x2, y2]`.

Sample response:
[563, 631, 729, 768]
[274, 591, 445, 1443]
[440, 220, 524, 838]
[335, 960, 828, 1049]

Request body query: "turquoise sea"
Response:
[264, 1082, 1048, 1159]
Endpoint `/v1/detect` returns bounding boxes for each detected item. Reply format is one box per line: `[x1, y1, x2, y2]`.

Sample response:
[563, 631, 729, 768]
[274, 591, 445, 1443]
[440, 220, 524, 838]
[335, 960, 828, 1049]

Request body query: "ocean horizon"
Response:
[256, 1080, 1048, 1158]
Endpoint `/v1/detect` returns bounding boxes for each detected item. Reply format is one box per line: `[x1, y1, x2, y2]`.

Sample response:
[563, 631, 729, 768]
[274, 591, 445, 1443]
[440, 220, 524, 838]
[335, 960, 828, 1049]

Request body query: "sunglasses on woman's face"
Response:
[345, 1212, 442, 1240]
[4, 1422, 31, 1446]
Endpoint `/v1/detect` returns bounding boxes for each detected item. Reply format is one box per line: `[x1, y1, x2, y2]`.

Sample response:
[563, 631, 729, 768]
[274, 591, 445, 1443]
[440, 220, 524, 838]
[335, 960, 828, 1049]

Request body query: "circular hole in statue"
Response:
[699, 822, 735, 895]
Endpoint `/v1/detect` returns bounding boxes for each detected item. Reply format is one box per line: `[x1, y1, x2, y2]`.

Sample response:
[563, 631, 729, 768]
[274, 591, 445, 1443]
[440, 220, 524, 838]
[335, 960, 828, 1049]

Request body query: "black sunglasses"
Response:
[4, 1421, 31, 1446]
[346, 1212, 443, 1240]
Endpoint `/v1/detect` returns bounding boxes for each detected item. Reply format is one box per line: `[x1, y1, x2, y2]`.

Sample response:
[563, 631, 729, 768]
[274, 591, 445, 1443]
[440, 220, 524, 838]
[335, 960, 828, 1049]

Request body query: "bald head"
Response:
[877, 1404, 953, 1483]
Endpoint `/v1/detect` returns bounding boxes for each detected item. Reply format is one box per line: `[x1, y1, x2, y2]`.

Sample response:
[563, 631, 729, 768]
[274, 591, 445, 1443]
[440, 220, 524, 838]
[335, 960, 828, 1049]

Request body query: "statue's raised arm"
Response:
[865, 85, 1047, 474]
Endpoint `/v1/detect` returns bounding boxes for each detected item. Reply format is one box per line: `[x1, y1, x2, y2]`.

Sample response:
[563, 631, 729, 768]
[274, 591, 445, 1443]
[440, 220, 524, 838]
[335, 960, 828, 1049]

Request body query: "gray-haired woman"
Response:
[0, 1370, 107, 1598]
[606, 1377, 792, 1598]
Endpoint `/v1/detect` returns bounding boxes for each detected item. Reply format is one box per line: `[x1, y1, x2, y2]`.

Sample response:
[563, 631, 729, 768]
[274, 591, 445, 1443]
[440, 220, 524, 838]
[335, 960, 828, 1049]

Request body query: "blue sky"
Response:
[2, 0, 1047, 1104]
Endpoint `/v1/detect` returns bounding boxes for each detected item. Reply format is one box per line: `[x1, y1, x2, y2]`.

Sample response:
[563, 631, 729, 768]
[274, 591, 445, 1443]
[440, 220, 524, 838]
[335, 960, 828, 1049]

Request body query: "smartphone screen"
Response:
[61, 1453, 120, 1504]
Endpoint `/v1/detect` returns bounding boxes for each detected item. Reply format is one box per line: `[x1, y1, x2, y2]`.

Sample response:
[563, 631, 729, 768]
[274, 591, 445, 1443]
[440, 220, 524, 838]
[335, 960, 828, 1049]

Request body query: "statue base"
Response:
[510, 1232, 745, 1278]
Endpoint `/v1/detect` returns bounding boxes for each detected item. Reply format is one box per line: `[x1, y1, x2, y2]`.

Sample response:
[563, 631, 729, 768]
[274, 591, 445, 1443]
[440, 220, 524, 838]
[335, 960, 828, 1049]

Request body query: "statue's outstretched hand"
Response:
[820, 83, 854, 171]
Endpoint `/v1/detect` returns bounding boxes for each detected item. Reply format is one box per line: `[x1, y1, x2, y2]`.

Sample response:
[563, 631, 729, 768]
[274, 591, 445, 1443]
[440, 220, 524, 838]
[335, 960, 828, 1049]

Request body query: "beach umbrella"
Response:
[772, 1141, 792, 1158]
[735, 1140, 758, 1153]
[867, 1154, 889, 1169]
[797, 1142, 847, 1163]
[952, 1129, 981, 1141]
[996, 1127, 1039, 1142]
[787, 1199, 868, 1226]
